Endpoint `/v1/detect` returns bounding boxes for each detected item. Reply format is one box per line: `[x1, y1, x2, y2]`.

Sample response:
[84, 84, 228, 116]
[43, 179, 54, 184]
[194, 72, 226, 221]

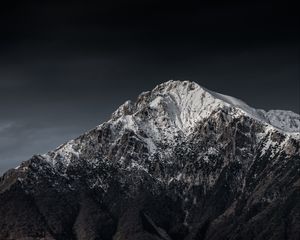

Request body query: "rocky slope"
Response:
[0, 80, 299, 240]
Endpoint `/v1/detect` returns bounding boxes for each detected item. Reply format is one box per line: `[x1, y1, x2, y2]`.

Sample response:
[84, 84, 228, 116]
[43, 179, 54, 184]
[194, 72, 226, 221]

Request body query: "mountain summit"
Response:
[1, 80, 299, 240]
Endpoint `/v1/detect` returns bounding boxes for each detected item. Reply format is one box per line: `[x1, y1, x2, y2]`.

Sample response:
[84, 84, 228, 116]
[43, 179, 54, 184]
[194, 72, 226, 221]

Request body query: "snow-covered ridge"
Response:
[113, 80, 300, 133]
[265, 110, 300, 133]
[205, 88, 300, 133]
[39, 80, 299, 168]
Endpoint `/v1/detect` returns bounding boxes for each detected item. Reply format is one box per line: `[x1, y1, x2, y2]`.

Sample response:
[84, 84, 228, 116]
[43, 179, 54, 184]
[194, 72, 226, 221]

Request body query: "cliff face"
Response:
[0, 80, 299, 240]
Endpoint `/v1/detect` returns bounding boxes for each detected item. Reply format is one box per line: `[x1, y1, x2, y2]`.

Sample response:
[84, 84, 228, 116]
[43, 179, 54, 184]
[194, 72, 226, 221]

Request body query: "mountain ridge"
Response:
[38, 80, 299, 170]
[0, 80, 299, 240]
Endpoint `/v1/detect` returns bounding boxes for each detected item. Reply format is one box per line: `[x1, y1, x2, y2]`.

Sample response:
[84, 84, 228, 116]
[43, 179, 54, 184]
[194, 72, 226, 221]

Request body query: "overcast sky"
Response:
[0, 0, 299, 174]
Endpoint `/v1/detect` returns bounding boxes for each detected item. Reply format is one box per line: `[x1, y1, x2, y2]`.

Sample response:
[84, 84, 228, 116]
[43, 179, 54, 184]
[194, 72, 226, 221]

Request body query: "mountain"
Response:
[0, 80, 299, 240]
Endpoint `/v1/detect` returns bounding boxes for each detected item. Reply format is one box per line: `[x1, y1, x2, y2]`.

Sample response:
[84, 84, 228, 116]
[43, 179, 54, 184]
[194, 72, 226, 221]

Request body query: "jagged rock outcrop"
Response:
[0, 80, 299, 240]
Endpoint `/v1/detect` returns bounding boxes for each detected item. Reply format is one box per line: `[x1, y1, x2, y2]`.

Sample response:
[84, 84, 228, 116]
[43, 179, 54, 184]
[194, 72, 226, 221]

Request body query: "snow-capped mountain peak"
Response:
[112, 80, 300, 133]
[37, 80, 299, 169]
[1, 80, 299, 240]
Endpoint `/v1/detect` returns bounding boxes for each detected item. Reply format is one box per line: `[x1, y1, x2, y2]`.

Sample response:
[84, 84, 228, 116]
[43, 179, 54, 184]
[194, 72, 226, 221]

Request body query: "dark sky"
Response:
[0, 0, 299, 174]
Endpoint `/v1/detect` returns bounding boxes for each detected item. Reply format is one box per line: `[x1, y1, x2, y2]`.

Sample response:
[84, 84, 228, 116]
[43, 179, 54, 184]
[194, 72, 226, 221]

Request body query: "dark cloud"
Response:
[0, 0, 299, 174]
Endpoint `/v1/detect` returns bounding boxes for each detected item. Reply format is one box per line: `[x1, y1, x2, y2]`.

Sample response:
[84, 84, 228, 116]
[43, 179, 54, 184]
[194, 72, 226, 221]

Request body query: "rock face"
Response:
[0, 80, 299, 240]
